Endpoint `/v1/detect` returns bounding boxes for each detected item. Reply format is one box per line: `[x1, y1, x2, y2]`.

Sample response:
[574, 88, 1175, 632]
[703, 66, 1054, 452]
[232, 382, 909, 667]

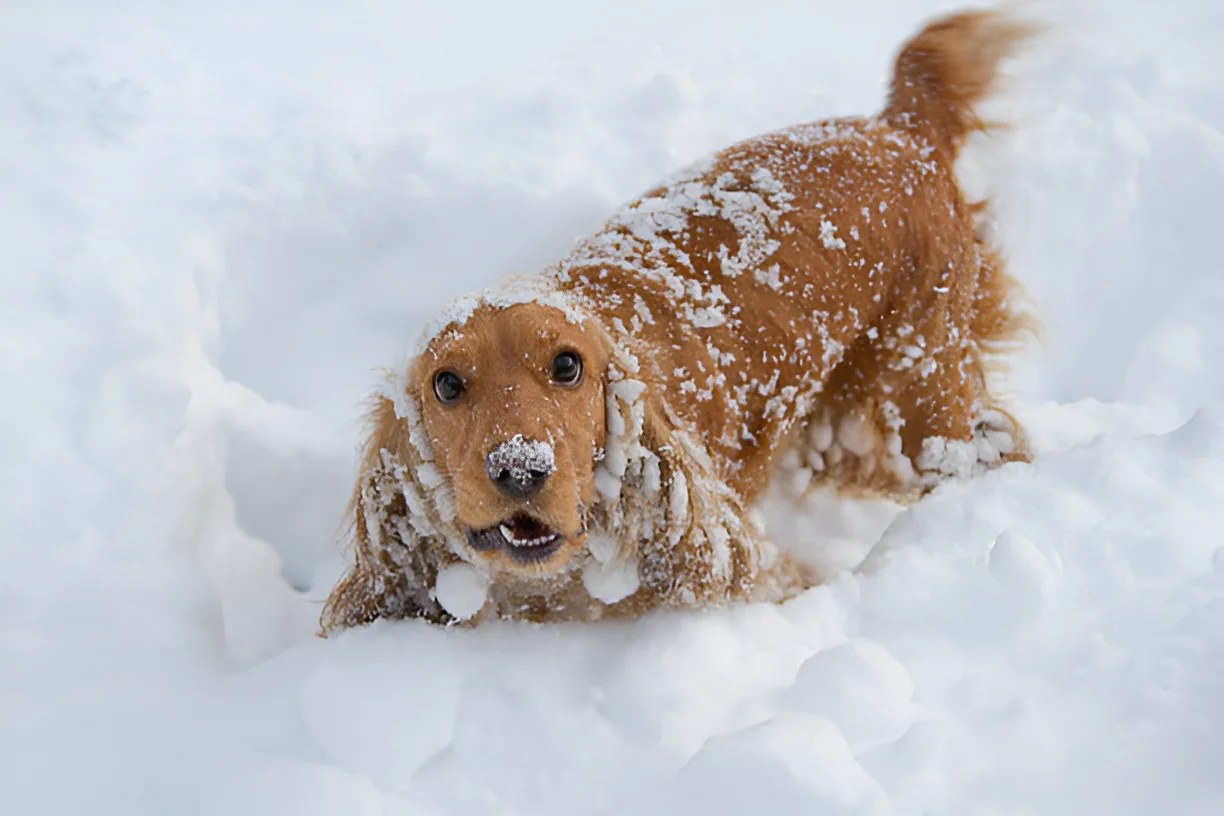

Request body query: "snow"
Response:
[3, 0, 1224, 814]
[582, 532, 643, 605]
[487, 434, 557, 479]
[820, 219, 849, 249]
[434, 563, 489, 621]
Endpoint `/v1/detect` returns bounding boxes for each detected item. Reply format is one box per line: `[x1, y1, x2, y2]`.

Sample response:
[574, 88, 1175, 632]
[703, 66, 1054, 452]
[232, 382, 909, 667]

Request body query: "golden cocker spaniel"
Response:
[321, 8, 1037, 630]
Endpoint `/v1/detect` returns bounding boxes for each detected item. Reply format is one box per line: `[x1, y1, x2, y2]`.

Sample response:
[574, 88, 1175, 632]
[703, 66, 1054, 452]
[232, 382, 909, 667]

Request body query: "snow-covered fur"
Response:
[320, 8, 1038, 631]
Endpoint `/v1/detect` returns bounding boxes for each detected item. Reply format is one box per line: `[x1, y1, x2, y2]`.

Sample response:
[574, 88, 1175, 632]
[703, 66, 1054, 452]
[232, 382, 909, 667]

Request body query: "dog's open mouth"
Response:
[466, 513, 564, 563]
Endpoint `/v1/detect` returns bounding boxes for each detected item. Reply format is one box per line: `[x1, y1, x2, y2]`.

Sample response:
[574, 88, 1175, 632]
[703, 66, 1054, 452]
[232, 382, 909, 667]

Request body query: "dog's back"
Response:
[553, 9, 1036, 503]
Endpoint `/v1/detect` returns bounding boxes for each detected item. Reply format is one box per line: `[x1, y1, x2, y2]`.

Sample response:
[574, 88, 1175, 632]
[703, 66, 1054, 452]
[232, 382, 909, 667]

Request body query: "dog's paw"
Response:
[916, 409, 1020, 484]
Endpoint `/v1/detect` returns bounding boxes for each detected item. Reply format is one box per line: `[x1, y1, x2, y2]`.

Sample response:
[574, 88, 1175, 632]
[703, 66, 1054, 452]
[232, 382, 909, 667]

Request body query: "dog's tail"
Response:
[884, 9, 1038, 156]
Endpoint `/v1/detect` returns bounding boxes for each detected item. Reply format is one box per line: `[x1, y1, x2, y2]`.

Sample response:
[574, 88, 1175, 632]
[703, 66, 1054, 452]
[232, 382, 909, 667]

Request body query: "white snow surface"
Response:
[4, 1, 1224, 814]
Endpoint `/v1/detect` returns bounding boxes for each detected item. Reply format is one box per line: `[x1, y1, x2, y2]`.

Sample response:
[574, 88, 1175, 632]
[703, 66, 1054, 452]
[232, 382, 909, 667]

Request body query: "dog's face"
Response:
[414, 302, 610, 578]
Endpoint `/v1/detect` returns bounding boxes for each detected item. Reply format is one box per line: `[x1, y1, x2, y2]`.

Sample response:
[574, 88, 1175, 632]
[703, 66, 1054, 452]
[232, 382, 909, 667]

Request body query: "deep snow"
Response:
[3, 1, 1224, 814]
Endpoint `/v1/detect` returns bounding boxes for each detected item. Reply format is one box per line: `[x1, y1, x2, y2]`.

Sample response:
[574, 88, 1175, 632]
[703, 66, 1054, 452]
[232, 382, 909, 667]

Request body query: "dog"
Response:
[320, 8, 1038, 631]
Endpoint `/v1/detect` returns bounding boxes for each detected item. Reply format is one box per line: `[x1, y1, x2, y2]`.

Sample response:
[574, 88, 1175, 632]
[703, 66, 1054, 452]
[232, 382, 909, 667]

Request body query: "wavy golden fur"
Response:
[321, 8, 1038, 631]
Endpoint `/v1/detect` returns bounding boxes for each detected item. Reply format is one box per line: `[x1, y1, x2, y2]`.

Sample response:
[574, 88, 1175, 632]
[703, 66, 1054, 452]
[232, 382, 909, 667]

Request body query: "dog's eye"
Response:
[551, 351, 583, 385]
[433, 370, 465, 404]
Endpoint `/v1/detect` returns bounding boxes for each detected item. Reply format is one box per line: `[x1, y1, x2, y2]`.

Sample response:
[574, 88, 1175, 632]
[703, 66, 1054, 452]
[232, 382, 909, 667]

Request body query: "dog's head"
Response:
[321, 289, 750, 632]
[411, 301, 611, 578]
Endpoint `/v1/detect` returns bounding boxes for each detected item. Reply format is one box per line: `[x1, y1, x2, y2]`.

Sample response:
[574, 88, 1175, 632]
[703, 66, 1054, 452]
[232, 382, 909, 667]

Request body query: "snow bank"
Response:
[3, 0, 1223, 814]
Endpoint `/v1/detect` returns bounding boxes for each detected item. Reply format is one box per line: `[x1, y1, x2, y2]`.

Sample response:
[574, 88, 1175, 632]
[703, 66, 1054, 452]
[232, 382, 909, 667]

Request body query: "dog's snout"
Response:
[486, 435, 556, 500]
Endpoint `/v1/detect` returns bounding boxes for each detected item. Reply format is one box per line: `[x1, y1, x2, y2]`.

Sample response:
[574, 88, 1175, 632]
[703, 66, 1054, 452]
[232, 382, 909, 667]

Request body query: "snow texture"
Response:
[4, 1, 1224, 815]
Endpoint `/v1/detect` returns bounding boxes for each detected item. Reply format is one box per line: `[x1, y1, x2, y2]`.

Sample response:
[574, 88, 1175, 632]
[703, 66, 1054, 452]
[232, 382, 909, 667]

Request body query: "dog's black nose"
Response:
[486, 436, 555, 500]
[488, 465, 550, 499]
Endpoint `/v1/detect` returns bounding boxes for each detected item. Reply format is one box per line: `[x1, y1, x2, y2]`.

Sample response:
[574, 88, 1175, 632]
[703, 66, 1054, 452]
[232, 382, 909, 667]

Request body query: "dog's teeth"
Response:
[513, 534, 558, 548]
[496, 523, 559, 548]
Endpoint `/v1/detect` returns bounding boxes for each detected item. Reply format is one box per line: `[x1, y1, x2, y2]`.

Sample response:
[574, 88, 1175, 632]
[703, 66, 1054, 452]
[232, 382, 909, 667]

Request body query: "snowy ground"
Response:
[3, 0, 1224, 813]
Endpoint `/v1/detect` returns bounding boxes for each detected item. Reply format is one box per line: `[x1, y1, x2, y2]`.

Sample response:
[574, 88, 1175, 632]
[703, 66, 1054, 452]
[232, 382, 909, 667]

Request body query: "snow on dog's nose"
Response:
[486, 435, 556, 500]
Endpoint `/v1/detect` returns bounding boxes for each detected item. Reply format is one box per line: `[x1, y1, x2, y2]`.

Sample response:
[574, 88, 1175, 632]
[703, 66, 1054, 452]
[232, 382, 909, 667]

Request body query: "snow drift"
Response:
[2, 1, 1223, 814]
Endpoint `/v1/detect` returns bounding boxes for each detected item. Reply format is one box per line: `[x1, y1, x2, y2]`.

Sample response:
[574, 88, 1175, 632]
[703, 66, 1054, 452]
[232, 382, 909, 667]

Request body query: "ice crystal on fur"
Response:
[595, 374, 649, 501]
[434, 563, 489, 620]
[581, 532, 641, 604]
[413, 273, 587, 356]
[556, 159, 796, 309]
[819, 220, 847, 250]
[383, 385, 458, 526]
[487, 435, 556, 480]
[916, 410, 1018, 483]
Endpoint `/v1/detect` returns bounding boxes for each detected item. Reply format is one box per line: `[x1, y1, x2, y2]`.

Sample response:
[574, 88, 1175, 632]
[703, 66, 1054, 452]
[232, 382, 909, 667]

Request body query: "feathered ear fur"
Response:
[586, 345, 786, 611]
[319, 376, 464, 634]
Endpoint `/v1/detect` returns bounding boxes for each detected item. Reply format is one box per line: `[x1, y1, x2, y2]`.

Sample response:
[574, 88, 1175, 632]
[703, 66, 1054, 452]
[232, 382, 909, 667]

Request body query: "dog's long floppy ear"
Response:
[589, 346, 768, 608]
[319, 377, 461, 634]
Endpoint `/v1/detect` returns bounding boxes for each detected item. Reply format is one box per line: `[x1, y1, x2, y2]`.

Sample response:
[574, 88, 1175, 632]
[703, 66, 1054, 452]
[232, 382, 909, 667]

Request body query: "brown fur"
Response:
[321, 8, 1038, 632]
